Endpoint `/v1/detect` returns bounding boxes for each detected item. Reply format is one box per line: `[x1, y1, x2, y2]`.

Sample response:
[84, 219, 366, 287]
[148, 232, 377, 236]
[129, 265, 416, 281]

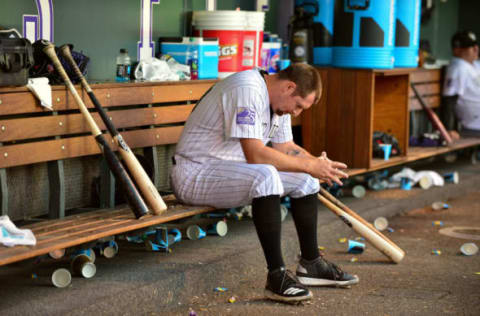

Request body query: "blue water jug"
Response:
[332, 0, 397, 69]
[295, 0, 335, 65]
[394, 0, 421, 67]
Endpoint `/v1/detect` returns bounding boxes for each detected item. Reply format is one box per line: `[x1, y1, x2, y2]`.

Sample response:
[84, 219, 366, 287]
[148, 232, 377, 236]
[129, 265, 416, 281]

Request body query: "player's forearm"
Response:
[272, 141, 316, 158]
[244, 142, 316, 174]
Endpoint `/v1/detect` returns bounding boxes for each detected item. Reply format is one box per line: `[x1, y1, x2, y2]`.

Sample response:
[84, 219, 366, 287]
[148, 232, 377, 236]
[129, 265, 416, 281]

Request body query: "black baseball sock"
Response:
[251, 195, 284, 271]
[289, 193, 320, 261]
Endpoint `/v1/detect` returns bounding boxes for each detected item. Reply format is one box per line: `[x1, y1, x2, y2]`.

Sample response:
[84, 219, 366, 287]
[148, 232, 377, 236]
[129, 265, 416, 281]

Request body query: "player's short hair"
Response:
[277, 63, 322, 104]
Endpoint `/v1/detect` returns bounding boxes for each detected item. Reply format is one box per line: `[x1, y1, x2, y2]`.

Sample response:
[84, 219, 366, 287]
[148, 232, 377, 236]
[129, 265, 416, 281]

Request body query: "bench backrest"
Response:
[0, 80, 216, 168]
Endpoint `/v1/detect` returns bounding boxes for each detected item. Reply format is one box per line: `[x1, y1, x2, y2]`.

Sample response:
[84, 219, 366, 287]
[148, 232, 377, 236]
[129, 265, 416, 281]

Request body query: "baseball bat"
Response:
[319, 187, 404, 254]
[59, 44, 167, 215]
[411, 83, 453, 144]
[317, 193, 405, 263]
[41, 41, 149, 219]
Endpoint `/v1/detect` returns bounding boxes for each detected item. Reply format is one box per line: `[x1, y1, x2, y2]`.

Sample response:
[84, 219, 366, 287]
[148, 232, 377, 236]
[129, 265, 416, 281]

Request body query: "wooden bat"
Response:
[41, 41, 149, 219]
[318, 190, 405, 263]
[411, 83, 453, 145]
[319, 187, 404, 253]
[59, 44, 167, 215]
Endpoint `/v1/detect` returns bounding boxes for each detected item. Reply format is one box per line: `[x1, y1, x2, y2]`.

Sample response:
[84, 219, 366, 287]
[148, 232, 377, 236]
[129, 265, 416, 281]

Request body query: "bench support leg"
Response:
[0, 169, 7, 216]
[99, 158, 115, 208]
[48, 160, 65, 219]
[144, 146, 159, 187]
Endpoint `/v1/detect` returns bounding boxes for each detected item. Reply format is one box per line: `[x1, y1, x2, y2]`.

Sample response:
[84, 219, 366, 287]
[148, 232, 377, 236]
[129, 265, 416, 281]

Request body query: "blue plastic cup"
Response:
[276, 59, 291, 71]
[186, 225, 206, 240]
[443, 171, 459, 184]
[207, 221, 228, 237]
[347, 239, 365, 254]
[379, 144, 392, 160]
[400, 177, 412, 190]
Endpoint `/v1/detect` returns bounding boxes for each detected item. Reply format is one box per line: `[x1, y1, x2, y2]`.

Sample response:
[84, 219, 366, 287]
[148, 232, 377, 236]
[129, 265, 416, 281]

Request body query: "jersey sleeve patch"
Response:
[236, 107, 256, 125]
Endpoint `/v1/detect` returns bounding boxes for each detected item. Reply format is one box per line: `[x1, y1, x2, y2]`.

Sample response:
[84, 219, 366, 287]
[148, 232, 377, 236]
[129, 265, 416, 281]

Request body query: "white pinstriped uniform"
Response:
[170, 69, 319, 208]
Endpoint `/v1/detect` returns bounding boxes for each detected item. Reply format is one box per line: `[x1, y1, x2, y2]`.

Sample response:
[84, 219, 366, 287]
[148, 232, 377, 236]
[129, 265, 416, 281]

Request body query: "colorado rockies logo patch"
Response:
[236, 107, 255, 125]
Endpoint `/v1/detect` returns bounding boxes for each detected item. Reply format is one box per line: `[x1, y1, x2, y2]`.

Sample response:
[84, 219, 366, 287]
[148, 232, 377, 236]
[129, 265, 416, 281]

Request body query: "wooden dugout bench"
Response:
[1, 67, 479, 267]
[0, 80, 219, 267]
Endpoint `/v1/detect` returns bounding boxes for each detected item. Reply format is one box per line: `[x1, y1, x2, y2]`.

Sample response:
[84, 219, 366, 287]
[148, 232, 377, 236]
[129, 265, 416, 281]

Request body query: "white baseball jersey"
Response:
[443, 57, 480, 130]
[171, 69, 319, 208]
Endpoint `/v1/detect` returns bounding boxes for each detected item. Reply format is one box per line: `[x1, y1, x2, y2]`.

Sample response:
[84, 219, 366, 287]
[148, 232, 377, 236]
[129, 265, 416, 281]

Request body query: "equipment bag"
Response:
[30, 41, 90, 84]
[0, 38, 34, 87]
[372, 131, 401, 158]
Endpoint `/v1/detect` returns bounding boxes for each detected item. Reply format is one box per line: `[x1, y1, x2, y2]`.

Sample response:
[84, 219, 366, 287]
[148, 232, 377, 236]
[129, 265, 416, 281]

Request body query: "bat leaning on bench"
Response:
[41, 41, 149, 219]
[318, 187, 405, 263]
[59, 44, 167, 215]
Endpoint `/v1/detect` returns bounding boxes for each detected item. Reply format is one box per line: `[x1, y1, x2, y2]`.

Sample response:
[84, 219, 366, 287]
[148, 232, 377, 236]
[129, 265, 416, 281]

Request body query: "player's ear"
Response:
[282, 80, 297, 96]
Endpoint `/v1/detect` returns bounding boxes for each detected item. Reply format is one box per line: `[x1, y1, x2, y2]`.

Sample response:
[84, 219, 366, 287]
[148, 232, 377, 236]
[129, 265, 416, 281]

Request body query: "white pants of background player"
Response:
[170, 158, 320, 208]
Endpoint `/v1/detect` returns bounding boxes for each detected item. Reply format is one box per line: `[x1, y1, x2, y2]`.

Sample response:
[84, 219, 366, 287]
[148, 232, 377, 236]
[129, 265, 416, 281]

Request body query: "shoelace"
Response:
[280, 269, 302, 292]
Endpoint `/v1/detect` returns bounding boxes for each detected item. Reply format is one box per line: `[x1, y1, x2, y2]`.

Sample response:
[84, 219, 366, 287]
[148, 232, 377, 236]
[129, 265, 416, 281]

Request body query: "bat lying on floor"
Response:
[318, 187, 405, 263]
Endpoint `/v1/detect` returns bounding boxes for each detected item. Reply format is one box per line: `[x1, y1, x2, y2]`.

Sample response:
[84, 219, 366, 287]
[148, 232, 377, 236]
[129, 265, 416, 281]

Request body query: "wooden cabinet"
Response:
[303, 67, 413, 169]
[302, 67, 480, 175]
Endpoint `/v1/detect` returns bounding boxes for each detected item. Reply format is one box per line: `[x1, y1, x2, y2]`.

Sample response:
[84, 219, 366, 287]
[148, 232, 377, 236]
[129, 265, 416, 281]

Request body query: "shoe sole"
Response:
[264, 289, 312, 304]
[297, 275, 359, 287]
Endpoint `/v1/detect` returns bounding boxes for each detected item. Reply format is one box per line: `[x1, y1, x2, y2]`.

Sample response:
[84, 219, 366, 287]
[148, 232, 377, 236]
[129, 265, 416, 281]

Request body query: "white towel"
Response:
[27, 77, 53, 110]
[0, 215, 36, 247]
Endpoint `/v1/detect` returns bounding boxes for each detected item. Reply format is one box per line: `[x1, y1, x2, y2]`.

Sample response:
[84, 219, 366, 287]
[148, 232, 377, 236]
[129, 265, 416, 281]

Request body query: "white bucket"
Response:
[193, 10, 264, 78]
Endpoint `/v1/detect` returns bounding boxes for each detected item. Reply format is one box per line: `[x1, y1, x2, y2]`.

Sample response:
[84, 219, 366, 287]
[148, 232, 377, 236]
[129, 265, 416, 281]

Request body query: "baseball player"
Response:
[443, 30, 480, 137]
[171, 63, 359, 303]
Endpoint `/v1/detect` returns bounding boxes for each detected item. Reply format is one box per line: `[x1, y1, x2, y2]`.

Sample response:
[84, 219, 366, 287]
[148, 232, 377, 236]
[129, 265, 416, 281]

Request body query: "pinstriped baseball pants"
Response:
[170, 158, 320, 209]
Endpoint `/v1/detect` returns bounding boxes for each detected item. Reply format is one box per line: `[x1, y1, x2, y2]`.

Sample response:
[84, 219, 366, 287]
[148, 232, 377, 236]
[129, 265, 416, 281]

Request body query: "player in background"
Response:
[443, 30, 480, 138]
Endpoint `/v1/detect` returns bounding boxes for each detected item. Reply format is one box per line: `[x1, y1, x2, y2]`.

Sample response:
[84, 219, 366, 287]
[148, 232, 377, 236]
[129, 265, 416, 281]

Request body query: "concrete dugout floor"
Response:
[0, 156, 479, 316]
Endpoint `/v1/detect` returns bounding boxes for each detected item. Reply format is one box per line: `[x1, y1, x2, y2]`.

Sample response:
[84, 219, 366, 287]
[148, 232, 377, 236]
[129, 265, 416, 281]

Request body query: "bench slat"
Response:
[410, 69, 441, 83]
[0, 105, 194, 142]
[408, 83, 441, 97]
[0, 81, 215, 115]
[409, 95, 441, 111]
[0, 126, 183, 168]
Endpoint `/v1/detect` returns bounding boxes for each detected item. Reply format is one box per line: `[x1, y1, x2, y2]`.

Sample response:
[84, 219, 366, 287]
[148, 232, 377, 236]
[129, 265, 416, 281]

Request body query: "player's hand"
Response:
[310, 152, 348, 186]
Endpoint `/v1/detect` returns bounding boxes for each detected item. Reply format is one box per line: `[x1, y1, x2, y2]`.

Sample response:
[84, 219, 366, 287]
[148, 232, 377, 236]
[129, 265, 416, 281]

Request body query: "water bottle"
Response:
[186, 39, 198, 80]
[115, 48, 131, 82]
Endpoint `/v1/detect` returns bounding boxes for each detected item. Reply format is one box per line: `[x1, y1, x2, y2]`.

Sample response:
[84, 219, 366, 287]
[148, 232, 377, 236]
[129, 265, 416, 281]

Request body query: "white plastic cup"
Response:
[207, 221, 228, 237]
[280, 204, 289, 222]
[374, 217, 389, 231]
[347, 239, 365, 254]
[343, 185, 366, 198]
[418, 175, 433, 189]
[186, 225, 207, 240]
[51, 268, 72, 288]
[432, 201, 447, 211]
[48, 248, 66, 260]
[460, 242, 478, 256]
[71, 254, 96, 278]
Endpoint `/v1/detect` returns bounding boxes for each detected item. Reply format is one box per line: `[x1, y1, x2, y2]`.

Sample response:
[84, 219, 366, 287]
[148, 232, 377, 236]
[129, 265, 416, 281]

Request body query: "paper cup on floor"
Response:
[460, 243, 478, 256]
[103, 241, 119, 259]
[347, 240, 365, 254]
[344, 185, 366, 198]
[418, 175, 433, 189]
[51, 268, 72, 288]
[400, 178, 412, 190]
[431, 201, 447, 211]
[71, 254, 96, 278]
[443, 172, 459, 184]
[374, 217, 389, 231]
[207, 221, 228, 237]
[379, 144, 392, 160]
[48, 248, 66, 260]
[280, 204, 289, 222]
[186, 225, 206, 240]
